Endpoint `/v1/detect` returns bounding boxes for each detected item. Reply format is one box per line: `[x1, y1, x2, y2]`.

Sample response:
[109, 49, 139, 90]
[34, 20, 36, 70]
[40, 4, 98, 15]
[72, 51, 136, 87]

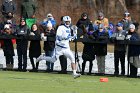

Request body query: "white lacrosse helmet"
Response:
[63, 16, 71, 24]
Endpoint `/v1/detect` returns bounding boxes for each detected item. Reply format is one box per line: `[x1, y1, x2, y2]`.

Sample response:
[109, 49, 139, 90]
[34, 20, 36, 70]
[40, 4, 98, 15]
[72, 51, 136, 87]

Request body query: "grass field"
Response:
[0, 71, 140, 93]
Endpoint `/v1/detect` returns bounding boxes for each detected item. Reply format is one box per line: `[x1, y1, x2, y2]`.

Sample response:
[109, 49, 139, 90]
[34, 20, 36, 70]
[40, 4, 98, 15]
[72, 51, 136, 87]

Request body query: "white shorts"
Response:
[55, 46, 75, 63]
[39, 46, 75, 63]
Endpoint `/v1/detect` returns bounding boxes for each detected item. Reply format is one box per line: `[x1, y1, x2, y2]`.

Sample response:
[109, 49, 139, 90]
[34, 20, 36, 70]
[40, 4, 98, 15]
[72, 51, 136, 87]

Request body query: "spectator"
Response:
[81, 24, 95, 75]
[41, 13, 56, 28]
[21, 0, 37, 18]
[108, 23, 115, 38]
[1, 0, 16, 19]
[15, 18, 30, 72]
[127, 24, 140, 78]
[41, 21, 56, 72]
[120, 11, 133, 31]
[93, 24, 109, 75]
[2, 24, 15, 70]
[94, 12, 109, 29]
[29, 24, 41, 72]
[111, 22, 127, 76]
[76, 12, 91, 38]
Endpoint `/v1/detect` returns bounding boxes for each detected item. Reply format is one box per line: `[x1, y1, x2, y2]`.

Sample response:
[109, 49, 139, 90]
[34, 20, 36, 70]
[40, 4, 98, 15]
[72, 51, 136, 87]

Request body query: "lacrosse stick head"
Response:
[71, 25, 78, 40]
[71, 25, 78, 34]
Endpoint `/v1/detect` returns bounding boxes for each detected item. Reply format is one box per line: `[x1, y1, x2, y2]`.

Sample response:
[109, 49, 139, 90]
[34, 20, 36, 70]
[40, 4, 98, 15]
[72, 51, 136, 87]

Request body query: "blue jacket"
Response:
[41, 19, 56, 27]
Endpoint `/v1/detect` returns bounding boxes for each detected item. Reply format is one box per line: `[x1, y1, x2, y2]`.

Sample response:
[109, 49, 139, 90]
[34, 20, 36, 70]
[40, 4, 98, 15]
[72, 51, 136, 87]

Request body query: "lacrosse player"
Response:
[36, 16, 81, 79]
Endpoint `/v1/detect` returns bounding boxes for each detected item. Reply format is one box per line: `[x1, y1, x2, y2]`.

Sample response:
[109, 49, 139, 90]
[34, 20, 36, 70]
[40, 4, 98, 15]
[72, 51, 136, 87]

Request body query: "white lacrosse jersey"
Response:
[56, 25, 71, 48]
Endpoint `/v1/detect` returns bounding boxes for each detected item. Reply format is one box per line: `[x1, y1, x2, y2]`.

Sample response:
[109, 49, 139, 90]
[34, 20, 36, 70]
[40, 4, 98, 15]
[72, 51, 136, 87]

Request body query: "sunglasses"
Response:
[5, 28, 10, 30]
[21, 21, 25, 22]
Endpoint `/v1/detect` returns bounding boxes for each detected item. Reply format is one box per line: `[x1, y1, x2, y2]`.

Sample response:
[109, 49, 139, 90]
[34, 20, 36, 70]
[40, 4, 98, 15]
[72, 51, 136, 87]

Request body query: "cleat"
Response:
[73, 73, 81, 79]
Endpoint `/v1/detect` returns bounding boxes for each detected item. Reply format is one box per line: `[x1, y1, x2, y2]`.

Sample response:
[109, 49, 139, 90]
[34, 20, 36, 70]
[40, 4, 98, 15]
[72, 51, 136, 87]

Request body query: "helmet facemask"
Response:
[63, 16, 71, 27]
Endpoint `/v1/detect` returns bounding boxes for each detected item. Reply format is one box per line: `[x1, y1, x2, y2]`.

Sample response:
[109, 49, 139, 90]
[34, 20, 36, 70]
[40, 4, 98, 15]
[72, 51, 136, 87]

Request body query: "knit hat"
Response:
[47, 13, 53, 18]
[20, 18, 26, 22]
[98, 12, 104, 17]
[81, 12, 88, 18]
[129, 24, 135, 29]
[4, 24, 10, 29]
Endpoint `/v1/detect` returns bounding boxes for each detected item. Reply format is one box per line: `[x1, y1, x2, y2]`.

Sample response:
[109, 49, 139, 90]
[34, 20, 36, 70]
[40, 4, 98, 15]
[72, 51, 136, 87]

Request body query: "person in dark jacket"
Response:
[111, 22, 127, 76]
[2, 24, 15, 70]
[81, 24, 95, 75]
[21, 0, 37, 18]
[93, 24, 109, 75]
[29, 24, 41, 72]
[76, 12, 91, 38]
[41, 21, 56, 72]
[15, 18, 30, 72]
[120, 11, 133, 31]
[1, 0, 16, 18]
[126, 24, 140, 77]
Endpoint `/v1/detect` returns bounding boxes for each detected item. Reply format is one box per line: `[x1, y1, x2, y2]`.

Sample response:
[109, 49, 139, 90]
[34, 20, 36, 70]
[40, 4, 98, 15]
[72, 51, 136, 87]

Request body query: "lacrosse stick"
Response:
[71, 25, 82, 73]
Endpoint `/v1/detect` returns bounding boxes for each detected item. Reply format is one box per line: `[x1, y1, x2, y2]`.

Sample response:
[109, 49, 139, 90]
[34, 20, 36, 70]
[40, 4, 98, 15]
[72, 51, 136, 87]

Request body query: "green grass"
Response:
[0, 71, 140, 93]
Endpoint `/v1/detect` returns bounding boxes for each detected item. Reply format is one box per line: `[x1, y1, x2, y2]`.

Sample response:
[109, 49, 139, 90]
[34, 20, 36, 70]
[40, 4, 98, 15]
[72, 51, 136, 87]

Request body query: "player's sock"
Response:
[73, 70, 77, 75]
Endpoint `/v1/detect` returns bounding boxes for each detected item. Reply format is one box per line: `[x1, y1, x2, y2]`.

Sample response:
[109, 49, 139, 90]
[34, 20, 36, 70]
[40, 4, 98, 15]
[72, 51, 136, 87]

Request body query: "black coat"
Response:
[76, 18, 91, 38]
[82, 43, 95, 61]
[128, 32, 140, 56]
[29, 30, 41, 57]
[93, 30, 109, 56]
[76, 18, 91, 29]
[3, 39, 14, 56]
[1, 1, 16, 15]
[43, 29, 56, 51]
[15, 25, 30, 53]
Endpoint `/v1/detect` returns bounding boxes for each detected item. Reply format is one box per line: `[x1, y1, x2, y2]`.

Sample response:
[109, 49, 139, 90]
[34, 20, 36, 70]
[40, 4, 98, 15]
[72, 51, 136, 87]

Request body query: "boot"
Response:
[9, 64, 13, 70]
[6, 64, 13, 71]
[82, 61, 86, 75]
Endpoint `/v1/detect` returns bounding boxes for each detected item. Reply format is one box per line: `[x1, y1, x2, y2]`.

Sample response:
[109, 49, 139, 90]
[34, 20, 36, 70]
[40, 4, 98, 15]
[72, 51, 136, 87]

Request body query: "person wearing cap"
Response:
[92, 24, 109, 75]
[29, 23, 41, 72]
[41, 13, 56, 28]
[111, 22, 127, 76]
[76, 12, 91, 38]
[2, 24, 15, 70]
[41, 21, 56, 72]
[120, 11, 133, 31]
[126, 24, 140, 78]
[94, 12, 109, 29]
[21, 0, 37, 18]
[81, 23, 95, 75]
[15, 18, 30, 72]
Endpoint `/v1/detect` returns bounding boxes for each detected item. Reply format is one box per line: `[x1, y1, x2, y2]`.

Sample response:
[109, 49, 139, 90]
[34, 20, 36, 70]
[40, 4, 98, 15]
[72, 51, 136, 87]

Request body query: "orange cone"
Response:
[100, 78, 108, 82]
